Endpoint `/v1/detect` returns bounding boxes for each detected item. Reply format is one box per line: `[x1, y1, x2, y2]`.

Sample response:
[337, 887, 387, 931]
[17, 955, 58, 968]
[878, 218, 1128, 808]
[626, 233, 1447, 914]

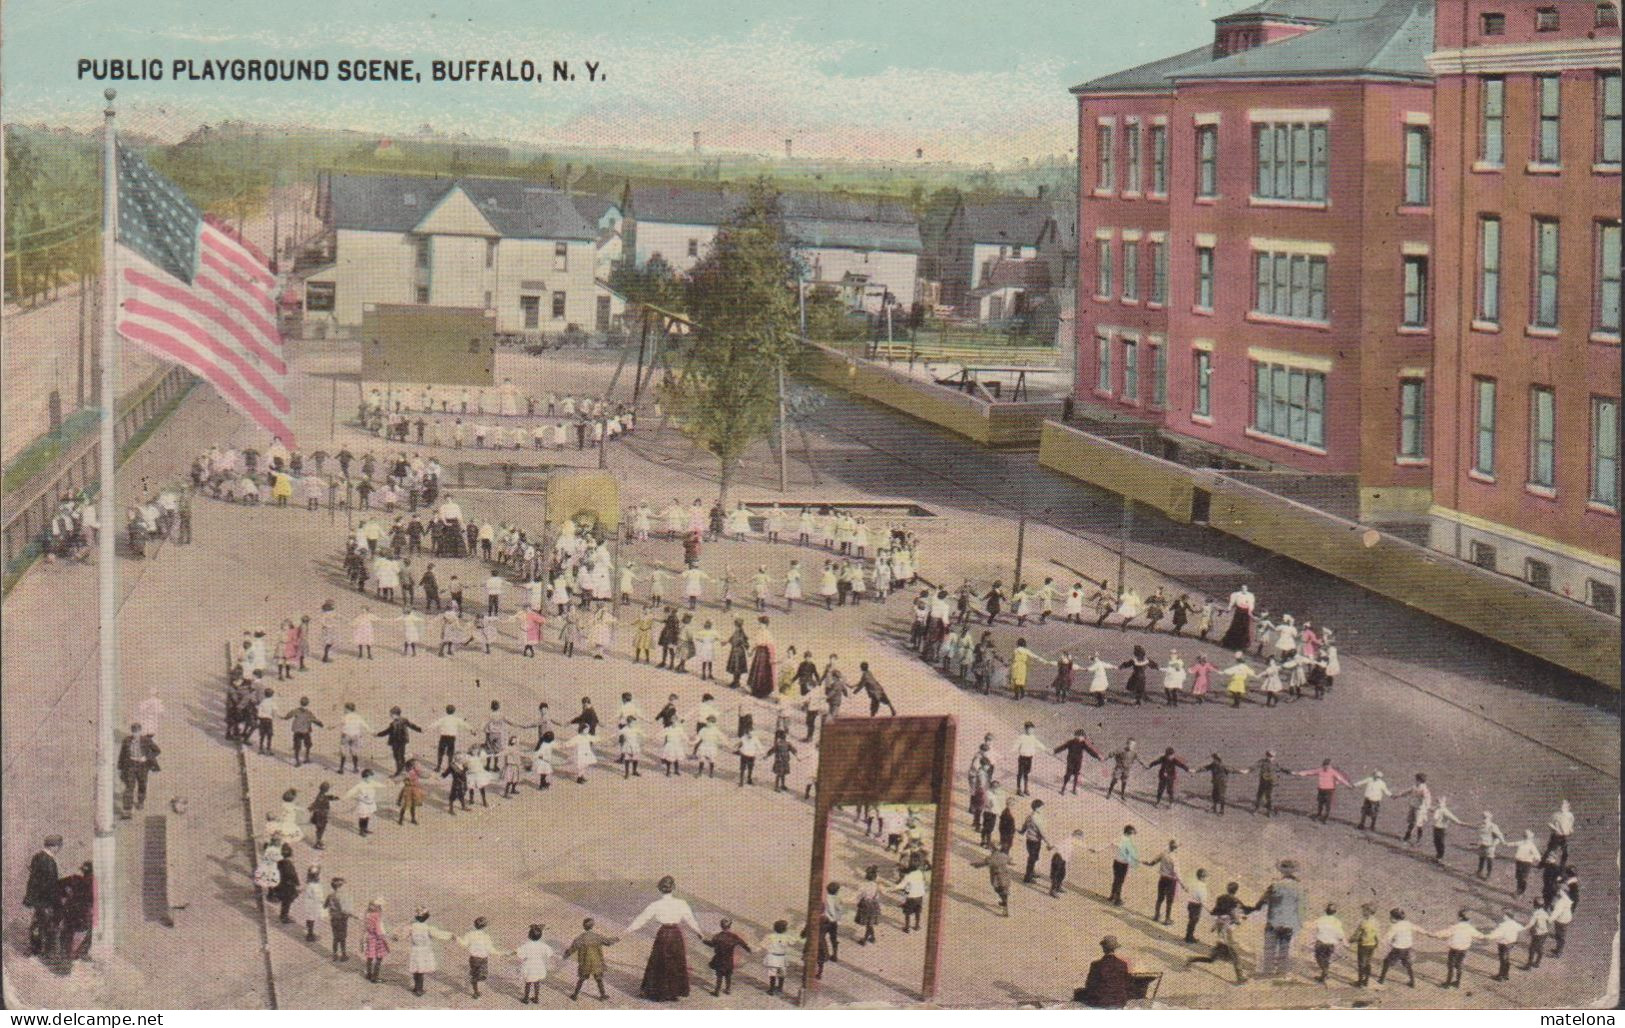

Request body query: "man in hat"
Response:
[23, 835, 64, 956]
[1080, 936, 1131, 1008]
[117, 723, 161, 817]
[1354, 771, 1392, 831]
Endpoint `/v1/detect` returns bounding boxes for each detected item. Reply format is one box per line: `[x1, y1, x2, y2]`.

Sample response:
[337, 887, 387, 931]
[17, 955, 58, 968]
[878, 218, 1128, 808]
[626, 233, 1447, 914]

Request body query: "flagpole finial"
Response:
[104, 88, 117, 113]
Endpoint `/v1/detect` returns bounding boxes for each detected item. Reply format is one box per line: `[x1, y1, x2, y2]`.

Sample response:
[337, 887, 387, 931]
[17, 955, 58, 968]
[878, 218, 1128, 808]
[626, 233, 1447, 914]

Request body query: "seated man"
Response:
[1079, 935, 1131, 1009]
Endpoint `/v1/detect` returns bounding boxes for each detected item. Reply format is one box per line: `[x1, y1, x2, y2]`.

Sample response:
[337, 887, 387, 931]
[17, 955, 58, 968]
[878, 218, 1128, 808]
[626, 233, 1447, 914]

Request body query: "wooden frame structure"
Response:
[800, 715, 957, 1002]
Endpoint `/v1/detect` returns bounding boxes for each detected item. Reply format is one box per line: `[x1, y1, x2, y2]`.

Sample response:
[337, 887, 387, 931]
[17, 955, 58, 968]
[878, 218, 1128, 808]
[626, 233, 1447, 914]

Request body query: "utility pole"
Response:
[1013, 514, 1027, 591]
[776, 363, 789, 493]
[1117, 495, 1131, 597]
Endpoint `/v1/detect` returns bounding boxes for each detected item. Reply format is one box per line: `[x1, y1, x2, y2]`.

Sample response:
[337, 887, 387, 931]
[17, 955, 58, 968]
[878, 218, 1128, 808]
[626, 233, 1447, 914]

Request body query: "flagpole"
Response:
[93, 86, 121, 952]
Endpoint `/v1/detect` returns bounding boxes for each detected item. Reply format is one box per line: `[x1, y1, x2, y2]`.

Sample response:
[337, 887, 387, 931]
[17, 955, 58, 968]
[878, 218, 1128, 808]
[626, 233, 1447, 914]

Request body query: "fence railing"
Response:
[1, 364, 196, 578]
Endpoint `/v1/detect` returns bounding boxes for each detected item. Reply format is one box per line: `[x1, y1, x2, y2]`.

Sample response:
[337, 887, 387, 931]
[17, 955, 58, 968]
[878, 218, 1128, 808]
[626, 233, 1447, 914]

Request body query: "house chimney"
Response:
[785, 138, 793, 159]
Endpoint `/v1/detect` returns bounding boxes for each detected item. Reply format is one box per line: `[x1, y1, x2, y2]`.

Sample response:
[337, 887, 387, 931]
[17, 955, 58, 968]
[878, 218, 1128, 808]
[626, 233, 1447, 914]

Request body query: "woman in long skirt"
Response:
[1219, 586, 1255, 651]
[746, 618, 776, 699]
[628, 876, 703, 1001]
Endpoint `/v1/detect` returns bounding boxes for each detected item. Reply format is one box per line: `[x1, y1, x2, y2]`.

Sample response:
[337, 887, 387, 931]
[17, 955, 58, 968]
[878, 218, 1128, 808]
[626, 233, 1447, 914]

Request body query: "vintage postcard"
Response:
[1, 0, 1619, 1016]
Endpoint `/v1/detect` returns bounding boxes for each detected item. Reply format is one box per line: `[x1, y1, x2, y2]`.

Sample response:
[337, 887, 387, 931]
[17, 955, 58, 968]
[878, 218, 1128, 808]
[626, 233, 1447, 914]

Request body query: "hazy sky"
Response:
[4, 0, 1252, 163]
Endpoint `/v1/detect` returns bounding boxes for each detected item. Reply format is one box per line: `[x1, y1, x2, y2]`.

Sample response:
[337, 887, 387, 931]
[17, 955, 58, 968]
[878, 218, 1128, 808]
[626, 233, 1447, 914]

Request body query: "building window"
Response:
[1122, 339, 1140, 400]
[521, 294, 540, 329]
[686, 238, 699, 258]
[1096, 122, 1116, 192]
[1533, 218, 1560, 328]
[1252, 249, 1328, 322]
[1402, 255, 1429, 327]
[1125, 121, 1142, 193]
[483, 290, 493, 309]
[1122, 241, 1139, 301]
[1474, 377, 1497, 476]
[1602, 72, 1623, 165]
[485, 239, 496, 268]
[1593, 396, 1619, 508]
[1588, 580, 1618, 614]
[1536, 75, 1561, 165]
[551, 291, 567, 318]
[1403, 126, 1430, 205]
[1150, 241, 1168, 305]
[1253, 121, 1328, 202]
[1480, 11, 1506, 33]
[554, 241, 569, 271]
[415, 285, 430, 304]
[1399, 378, 1426, 459]
[1529, 386, 1556, 489]
[1469, 540, 1498, 570]
[1151, 341, 1167, 407]
[1599, 221, 1622, 334]
[1196, 125, 1218, 198]
[1196, 246, 1215, 309]
[1095, 331, 1112, 392]
[1535, 6, 1559, 30]
[1480, 77, 1505, 165]
[1600, 2, 1621, 27]
[1194, 351, 1212, 418]
[1478, 216, 1502, 322]
[415, 237, 430, 268]
[1150, 125, 1168, 194]
[1095, 238, 1113, 298]
[1251, 361, 1326, 449]
[1526, 558, 1553, 591]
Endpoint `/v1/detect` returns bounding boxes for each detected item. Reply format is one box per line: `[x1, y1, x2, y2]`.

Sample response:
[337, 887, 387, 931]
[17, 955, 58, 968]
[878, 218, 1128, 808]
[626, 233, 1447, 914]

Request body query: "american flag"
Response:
[115, 145, 294, 446]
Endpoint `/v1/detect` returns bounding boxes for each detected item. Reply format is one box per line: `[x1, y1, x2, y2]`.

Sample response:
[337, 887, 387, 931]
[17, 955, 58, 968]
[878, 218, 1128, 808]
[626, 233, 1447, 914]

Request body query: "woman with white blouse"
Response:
[628, 876, 703, 1001]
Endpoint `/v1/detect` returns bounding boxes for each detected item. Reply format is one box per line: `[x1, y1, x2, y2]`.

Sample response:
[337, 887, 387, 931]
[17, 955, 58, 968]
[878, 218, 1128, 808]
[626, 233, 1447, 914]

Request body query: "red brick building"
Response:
[1426, 0, 1621, 611]
[1072, 0, 1440, 519]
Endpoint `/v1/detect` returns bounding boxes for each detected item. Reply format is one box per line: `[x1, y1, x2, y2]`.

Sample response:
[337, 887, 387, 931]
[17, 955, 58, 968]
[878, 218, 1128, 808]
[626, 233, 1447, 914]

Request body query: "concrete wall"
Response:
[1038, 420, 1620, 686]
[802, 344, 1061, 447]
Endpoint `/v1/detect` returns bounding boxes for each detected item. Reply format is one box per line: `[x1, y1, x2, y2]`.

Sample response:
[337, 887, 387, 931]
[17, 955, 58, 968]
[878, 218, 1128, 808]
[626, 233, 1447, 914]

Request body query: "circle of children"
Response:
[362, 382, 636, 454]
[186, 434, 1584, 1004]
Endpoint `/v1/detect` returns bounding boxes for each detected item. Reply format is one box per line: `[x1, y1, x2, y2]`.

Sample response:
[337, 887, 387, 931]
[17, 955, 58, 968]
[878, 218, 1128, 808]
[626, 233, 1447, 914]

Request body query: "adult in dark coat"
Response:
[24, 836, 63, 956]
[1080, 936, 1131, 1008]
[58, 861, 95, 959]
[117, 725, 161, 817]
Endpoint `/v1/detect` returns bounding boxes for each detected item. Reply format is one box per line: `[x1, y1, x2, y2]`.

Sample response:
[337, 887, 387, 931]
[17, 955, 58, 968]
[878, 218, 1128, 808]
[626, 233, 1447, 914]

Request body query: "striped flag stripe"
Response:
[199, 251, 278, 320]
[120, 320, 293, 442]
[195, 267, 281, 355]
[121, 298, 291, 412]
[123, 267, 287, 375]
[205, 227, 277, 288]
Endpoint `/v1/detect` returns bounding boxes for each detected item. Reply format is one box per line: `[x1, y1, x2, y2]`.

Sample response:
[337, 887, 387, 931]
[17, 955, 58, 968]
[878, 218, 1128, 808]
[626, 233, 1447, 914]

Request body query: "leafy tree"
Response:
[608, 254, 684, 311]
[665, 180, 799, 505]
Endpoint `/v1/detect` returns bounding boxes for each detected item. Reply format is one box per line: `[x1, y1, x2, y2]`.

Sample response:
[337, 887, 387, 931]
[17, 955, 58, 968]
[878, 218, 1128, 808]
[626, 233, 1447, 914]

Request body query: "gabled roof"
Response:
[953, 197, 1059, 247]
[627, 184, 922, 252]
[571, 194, 621, 225]
[329, 173, 596, 241]
[974, 258, 1052, 293]
[1072, 0, 1433, 92]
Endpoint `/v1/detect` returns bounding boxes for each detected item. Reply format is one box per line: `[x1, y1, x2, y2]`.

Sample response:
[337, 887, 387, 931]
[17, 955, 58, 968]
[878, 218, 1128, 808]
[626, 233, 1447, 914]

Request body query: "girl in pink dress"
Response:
[277, 621, 300, 680]
[363, 900, 390, 982]
[1189, 656, 1215, 701]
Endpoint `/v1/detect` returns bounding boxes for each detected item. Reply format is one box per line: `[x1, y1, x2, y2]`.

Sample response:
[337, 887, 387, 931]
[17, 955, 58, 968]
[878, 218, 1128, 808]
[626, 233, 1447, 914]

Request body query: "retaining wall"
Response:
[1038, 421, 1620, 687]
[801, 343, 1062, 447]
